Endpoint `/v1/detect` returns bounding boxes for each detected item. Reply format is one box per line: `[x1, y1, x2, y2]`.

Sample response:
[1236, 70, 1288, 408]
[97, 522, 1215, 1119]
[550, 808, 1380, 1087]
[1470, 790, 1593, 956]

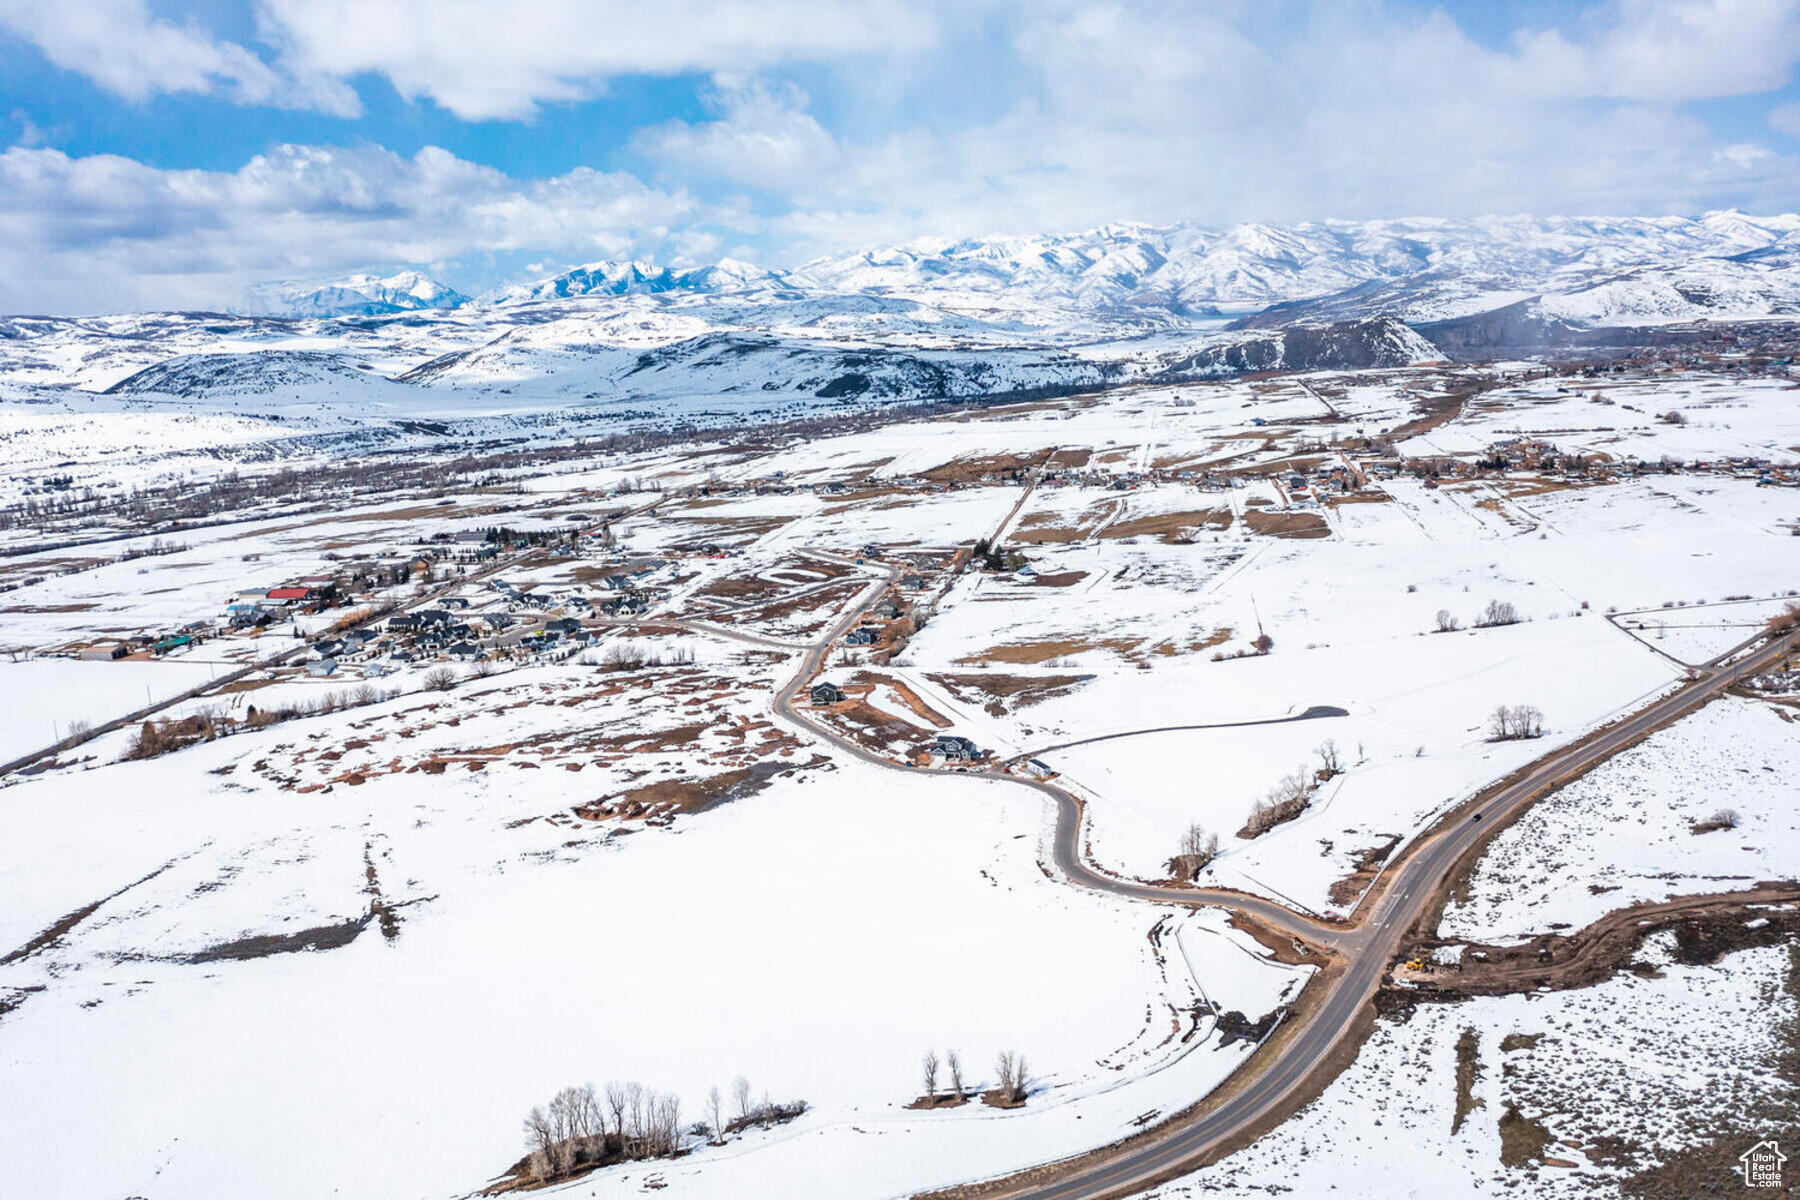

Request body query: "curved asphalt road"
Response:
[1006, 705, 1349, 765]
[767, 558, 1799, 1199]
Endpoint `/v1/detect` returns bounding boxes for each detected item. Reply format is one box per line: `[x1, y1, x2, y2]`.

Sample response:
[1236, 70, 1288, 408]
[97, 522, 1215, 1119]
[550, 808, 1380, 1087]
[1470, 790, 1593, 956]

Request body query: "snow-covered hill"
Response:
[3, 211, 1799, 450]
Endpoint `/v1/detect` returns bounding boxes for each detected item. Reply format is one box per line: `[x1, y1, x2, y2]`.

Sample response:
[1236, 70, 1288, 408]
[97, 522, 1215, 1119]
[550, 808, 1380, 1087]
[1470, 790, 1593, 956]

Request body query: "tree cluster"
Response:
[519, 1080, 690, 1184]
[1474, 599, 1521, 628]
[1172, 821, 1221, 880]
[1436, 599, 1522, 633]
[123, 684, 402, 760]
[598, 641, 696, 672]
[918, 1047, 1028, 1108]
[1486, 703, 1544, 741]
[992, 1051, 1030, 1105]
[969, 538, 1027, 573]
[1238, 740, 1345, 839]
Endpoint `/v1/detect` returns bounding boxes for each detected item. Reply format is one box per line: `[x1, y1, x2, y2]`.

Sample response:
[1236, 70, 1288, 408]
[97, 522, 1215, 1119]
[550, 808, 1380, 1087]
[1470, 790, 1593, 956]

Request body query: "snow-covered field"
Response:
[0, 657, 223, 761]
[0, 690, 1307, 1200]
[1149, 933, 1798, 1198]
[1441, 696, 1800, 943]
[2, 351, 1797, 1200]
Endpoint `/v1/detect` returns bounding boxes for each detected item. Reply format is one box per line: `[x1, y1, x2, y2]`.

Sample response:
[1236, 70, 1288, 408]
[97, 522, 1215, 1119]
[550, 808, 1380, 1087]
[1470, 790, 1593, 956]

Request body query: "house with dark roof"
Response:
[936, 734, 980, 762]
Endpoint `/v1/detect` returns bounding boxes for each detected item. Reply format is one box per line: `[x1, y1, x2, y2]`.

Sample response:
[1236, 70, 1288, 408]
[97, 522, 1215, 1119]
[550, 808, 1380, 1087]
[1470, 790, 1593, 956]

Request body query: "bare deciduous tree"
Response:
[1240, 761, 1320, 838]
[626, 1081, 646, 1157]
[707, 1085, 724, 1143]
[652, 1092, 682, 1157]
[946, 1049, 964, 1100]
[922, 1049, 941, 1101]
[1435, 608, 1460, 633]
[522, 1105, 555, 1180]
[422, 665, 457, 691]
[1475, 599, 1521, 628]
[605, 1080, 629, 1147]
[993, 1051, 1029, 1104]
[1316, 739, 1342, 776]
[732, 1075, 752, 1122]
[1487, 703, 1545, 741]
[1175, 822, 1220, 878]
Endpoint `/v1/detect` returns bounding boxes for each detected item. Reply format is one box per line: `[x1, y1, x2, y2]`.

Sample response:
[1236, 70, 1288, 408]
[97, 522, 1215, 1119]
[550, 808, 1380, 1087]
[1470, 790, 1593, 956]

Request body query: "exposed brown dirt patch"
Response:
[958, 636, 1142, 666]
[1328, 835, 1403, 908]
[926, 672, 1091, 716]
[1099, 509, 1233, 542]
[1396, 884, 1800, 1000]
[1243, 509, 1331, 539]
[849, 672, 953, 728]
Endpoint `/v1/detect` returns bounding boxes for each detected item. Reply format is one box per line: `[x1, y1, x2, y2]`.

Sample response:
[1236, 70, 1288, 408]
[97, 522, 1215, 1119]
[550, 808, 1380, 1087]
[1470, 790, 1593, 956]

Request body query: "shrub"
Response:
[1691, 808, 1741, 834]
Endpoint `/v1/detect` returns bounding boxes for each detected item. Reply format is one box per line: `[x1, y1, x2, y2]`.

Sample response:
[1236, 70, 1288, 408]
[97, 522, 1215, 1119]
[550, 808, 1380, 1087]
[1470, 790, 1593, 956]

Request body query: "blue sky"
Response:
[2, 0, 1799, 312]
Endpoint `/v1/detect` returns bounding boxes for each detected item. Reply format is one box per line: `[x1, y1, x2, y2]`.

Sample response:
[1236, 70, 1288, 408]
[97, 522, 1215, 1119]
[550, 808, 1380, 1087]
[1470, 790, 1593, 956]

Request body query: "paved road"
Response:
[766, 554, 1798, 1199]
[1006, 705, 1348, 765]
[955, 628, 1798, 1200]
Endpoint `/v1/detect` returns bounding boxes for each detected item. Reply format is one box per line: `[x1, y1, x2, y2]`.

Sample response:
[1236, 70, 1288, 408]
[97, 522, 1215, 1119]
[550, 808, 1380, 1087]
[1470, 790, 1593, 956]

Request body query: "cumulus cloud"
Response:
[0, 144, 721, 311]
[0, 0, 355, 113]
[1497, 0, 1800, 103]
[741, 1, 1800, 259]
[261, 0, 942, 120]
[633, 78, 840, 190]
[4, 1, 1800, 311]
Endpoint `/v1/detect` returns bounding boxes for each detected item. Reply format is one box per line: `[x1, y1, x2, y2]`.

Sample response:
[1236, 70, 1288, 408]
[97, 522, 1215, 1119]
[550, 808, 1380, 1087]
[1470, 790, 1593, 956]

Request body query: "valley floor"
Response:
[2, 358, 1797, 1199]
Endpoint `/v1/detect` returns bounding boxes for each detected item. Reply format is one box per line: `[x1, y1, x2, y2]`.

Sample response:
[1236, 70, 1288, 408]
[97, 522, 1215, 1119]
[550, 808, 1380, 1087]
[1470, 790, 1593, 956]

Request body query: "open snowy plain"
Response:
[2, 341, 1797, 1200]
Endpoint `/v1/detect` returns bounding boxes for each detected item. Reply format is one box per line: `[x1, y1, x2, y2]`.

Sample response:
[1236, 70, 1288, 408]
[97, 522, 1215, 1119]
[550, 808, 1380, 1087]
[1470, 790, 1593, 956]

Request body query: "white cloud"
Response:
[0, 144, 721, 311]
[1503, 0, 1800, 103]
[733, 1, 1800, 259]
[5, 1, 1800, 311]
[0, 0, 355, 113]
[260, 0, 943, 121]
[1717, 142, 1776, 169]
[633, 78, 840, 190]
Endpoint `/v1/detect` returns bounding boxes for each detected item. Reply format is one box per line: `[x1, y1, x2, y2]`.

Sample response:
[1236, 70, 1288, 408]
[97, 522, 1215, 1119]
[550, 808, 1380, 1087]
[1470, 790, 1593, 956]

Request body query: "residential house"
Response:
[936, 734, 981, 762]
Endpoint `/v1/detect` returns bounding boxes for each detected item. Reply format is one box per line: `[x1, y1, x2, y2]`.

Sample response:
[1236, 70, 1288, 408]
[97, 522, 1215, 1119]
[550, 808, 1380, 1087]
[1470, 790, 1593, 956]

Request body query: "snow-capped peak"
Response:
[479, 257, 794, 306]
[244, 271, 470, 319]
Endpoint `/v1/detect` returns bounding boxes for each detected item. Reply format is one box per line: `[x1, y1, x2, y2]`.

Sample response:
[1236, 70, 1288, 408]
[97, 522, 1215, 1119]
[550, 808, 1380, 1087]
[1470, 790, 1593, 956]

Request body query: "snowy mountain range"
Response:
[785, 211, 1800, 325]
[2, 212, 1796, 443]
[241, 210, 1800, 329]
[243, 272, 471, 318]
